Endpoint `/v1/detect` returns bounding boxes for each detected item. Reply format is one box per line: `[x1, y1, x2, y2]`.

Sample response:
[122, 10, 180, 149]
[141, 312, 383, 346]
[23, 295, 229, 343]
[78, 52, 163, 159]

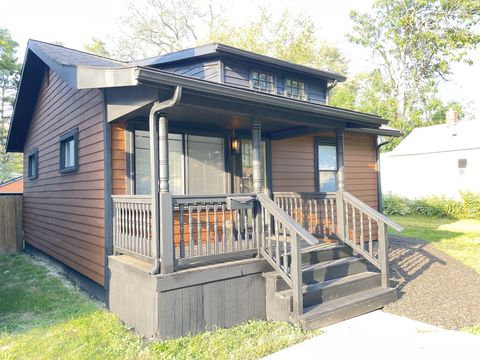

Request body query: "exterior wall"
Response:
[22, 69, 106, 285]
[111, 124, 127, 195]
[271, 132, 379, 210]
[0, 178, 23, 193]
[222, 58, 327, 104]
[344, 132, 378, 210]
[158, 60, 220, 82]
[381, 148, 480, 199]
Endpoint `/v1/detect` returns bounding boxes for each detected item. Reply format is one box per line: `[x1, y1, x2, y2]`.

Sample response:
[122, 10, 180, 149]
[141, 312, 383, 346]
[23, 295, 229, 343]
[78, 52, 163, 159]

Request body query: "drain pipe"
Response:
[376, 138, 391, 214]
[150, 86, 182, 275]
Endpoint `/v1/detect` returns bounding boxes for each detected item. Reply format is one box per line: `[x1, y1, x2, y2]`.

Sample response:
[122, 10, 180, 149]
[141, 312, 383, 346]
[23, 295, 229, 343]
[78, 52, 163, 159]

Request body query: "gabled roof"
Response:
[134, 43, 347, 82]
[7, 40, 396, 152]
[389, 120, 480, 156]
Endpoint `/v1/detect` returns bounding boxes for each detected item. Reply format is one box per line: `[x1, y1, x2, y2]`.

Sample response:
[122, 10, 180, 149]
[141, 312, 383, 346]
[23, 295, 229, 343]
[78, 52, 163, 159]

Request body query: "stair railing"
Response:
[256, 193, 319, 319]
[336, 191, 404, 289]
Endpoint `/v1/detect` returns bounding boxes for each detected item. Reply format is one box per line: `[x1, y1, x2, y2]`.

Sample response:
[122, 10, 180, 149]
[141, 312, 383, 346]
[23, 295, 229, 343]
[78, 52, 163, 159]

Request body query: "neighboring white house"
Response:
[381, 110, 480, 199]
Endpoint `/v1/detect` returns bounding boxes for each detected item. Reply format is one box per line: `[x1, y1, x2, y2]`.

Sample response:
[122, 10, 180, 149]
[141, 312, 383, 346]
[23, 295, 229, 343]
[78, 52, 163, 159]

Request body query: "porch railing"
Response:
[172, 194, 258, 267]
[112, 195, 153, 261]
[273, 192, 337, 240]
[337, 191, 403, 288]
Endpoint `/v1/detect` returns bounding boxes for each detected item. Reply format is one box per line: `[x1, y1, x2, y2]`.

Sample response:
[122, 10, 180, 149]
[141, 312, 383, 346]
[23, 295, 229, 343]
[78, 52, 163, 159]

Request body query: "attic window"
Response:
[285, 78, 306, 100]
[458, 159, 467, 169]
[251, 71, 275, 94]
[59, 128, 78, 173]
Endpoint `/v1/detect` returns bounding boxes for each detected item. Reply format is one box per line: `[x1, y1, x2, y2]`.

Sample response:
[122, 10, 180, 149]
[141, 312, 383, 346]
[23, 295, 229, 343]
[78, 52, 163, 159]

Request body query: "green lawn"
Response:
[0, 255, 318, 360]
[389, 216, 480, 274]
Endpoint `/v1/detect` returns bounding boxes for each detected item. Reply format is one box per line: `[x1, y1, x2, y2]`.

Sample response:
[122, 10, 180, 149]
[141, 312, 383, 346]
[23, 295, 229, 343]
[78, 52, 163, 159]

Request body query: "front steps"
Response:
[264, 244, 397, 329]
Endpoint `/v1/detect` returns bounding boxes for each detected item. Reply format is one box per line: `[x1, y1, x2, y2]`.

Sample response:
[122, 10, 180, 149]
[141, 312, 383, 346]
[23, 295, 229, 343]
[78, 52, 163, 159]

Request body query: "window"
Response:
[251, 71, 275, 94]
[59, 128, 78, 173]
[27, 149, 38, 179]
[133, 131, 226, 195]
[316, 138, 337, 192]
[285, 79, 306, 100]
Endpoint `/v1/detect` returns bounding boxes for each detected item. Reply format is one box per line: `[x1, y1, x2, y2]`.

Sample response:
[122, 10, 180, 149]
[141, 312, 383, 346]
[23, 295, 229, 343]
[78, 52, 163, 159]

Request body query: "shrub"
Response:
[382, 192, 480, 219]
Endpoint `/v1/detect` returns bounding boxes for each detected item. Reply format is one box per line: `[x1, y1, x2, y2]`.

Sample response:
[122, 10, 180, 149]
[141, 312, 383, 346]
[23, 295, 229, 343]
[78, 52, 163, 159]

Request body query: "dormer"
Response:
[134, 43, 346, 105]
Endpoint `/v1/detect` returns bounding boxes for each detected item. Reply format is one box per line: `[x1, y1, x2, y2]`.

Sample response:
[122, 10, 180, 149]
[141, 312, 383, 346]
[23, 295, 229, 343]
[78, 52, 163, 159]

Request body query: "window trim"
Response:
[249, 69, 276, 94]
[27, 148, 39, 180]
[314, 136, 337, 193]
[284, 76, 308, 101]
[59, 128, 79, 173]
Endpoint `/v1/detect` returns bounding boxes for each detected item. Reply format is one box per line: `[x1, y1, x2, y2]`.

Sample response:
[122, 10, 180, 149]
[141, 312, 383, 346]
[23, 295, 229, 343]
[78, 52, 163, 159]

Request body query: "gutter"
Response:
[376, 139, 392, 214]
[150, 86, 183, 275]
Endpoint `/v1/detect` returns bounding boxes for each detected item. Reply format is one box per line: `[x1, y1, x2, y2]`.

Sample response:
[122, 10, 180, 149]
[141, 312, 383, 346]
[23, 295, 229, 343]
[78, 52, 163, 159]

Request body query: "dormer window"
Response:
[285, 79, 306, 100]
[251, 71, 275, 94]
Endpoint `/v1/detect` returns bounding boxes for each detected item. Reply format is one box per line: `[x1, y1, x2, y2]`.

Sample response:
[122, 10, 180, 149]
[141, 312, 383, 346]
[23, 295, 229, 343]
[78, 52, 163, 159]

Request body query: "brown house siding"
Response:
[23, 70, 106, 285]
[271, 132, 378, 209]
[111, 124, 127, 195]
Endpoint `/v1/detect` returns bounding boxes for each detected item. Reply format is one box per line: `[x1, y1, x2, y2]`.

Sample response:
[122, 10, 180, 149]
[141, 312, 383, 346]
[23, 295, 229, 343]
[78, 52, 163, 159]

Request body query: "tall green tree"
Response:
[84, 37, 111, 58]
[0, 28, 22, 182]
[348, 0, 480, 132]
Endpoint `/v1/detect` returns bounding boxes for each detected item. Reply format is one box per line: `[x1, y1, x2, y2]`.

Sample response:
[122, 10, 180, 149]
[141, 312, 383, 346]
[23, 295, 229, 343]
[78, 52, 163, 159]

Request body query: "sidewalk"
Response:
[264, 311, 479, 359]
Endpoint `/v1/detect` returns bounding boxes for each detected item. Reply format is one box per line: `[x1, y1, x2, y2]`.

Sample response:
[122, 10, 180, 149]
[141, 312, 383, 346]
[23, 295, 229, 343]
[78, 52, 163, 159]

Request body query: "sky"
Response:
[2, 0, 479, 119]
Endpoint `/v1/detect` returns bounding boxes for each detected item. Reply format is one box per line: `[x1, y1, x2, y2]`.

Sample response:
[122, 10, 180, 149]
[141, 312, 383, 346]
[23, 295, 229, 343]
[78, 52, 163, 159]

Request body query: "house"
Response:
[381, 110, 480, 199]
[7, 40, 403, 339]
[0, 176, 23, 193]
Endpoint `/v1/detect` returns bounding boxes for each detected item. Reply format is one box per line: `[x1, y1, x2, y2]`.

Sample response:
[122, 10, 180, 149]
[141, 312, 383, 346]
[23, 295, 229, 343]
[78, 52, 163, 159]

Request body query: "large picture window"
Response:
[316, 138, 337, 192]
[133, 131, 226, 195]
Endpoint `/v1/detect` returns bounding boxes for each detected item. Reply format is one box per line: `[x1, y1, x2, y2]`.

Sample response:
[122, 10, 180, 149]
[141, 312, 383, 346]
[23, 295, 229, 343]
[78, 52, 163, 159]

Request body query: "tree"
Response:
[84, 37, 111, 58]
[112, 0, 224, 60]
[0, 28, 22, 182]
[348, 0, 480, 130]
[207, 8, 349, 74]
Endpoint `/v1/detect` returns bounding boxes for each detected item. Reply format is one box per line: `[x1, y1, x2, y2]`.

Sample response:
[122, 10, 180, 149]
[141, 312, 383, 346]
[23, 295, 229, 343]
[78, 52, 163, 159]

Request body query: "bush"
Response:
[382, 192, 480, 219]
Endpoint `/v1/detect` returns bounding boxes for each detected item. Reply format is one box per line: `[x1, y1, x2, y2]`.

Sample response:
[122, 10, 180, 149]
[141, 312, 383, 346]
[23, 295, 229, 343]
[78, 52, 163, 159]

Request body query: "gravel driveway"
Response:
[384, 236, 480, 330]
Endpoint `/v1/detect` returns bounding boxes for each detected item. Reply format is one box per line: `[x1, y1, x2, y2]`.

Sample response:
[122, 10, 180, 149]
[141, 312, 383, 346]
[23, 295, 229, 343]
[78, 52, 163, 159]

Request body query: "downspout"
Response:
[150, 86, 182, 275]
[326, 80, 338, 104]
[376, 138, 391, 214]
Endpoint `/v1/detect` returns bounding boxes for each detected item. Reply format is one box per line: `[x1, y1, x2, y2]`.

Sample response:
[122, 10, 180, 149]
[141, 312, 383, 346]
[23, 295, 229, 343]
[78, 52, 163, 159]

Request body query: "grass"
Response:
[0, 254, 318, 359]
[389, 216, 480, 274]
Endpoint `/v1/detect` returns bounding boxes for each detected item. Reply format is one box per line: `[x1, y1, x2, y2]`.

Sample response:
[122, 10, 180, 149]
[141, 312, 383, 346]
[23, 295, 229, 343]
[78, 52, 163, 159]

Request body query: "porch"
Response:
[106, 84, 402, 338]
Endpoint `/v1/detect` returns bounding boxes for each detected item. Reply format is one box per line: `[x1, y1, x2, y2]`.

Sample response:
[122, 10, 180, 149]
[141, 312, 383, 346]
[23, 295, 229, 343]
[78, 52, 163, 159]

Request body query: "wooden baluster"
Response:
[275, 220, 280, 265]
[308, 199, 313, 233]
[267, 209, 272, 255]
[314, 199, 319, 235]
[251, 208, 256, 249]
[179, 204, 185, 258]
[330, 198, 335, 236]
[213, 204, 219, 254]
[368, 217, 373, 256]
[283, 227, 288, 273]
[146, 203, 151, 257]
[324, 199, 329, 236]
[197, 204, 202, 256]
[244, 208, 249, 249]
[345, 202, 350, 242]
[360, 212, 364, 251]
[236, 209, 242, 251]
[188, 205, 194, 257]
[299, 198, 304, 227]
[222, 204, 226, 253]
[230, 208, 234, 252]
[205, 204, 211, 255]
[127, 203, 132, 250]
[352, 206, 356, 244]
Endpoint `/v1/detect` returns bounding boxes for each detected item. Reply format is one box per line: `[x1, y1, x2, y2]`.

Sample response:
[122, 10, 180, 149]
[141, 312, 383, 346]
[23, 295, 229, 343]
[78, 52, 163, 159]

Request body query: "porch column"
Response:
[149, 109, 174, 275]
[251, 118, 263, 194]
[158, 114, 174, 274]
[335, 129, 346, 241]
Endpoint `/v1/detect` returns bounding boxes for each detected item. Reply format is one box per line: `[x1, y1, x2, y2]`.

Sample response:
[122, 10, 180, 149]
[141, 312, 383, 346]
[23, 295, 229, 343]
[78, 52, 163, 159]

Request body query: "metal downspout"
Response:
[150, 86, 182, 275]
[376, 139, 391, 214]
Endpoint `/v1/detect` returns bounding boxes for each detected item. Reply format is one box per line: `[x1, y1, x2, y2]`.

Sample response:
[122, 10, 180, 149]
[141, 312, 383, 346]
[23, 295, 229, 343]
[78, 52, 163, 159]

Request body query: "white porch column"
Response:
[251, 118, 262, 194]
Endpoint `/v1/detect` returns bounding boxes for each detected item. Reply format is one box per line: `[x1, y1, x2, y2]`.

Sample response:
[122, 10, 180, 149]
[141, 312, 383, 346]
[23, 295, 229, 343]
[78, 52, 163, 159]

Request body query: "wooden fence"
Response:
[0, 194, 23, 254]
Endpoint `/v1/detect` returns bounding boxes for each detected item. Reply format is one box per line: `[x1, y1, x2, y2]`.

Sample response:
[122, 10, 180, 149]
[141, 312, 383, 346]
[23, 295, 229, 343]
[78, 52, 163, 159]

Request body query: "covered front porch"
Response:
[105, 80, 401, 338]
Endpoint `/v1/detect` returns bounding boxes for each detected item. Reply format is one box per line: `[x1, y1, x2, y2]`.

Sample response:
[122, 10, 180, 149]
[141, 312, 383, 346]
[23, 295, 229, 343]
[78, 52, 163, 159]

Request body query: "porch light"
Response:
[231, 137, 240, 154]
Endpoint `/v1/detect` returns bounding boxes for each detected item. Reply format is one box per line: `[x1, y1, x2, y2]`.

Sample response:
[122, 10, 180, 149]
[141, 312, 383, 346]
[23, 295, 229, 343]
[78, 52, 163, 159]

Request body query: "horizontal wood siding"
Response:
[344, 132, 378, 210]
[159, 60, 219, 82]
[222, 58, 327, 104]
[272, 132, 378, 210]
[111, 124, 127, 195]
[23, 70, 106, 285]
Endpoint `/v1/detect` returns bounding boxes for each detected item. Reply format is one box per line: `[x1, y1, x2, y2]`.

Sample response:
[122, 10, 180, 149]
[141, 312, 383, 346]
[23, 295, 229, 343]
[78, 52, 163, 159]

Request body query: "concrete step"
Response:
[302, 256, 369, 284]
[277, 271, 381, 309]
[299, 287, 398, 331]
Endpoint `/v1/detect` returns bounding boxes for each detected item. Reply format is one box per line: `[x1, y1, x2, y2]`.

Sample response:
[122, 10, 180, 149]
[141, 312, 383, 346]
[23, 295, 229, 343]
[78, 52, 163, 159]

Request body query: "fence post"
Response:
[378, 222, 389, 288]
[291, 233, 303, 320]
